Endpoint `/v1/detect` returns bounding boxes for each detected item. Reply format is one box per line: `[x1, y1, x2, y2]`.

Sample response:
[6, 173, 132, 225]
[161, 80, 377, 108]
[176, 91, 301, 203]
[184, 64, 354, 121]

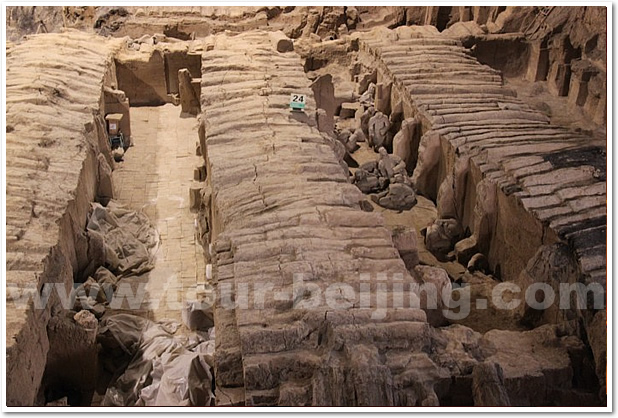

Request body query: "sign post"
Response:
[289, 93, 306, 111]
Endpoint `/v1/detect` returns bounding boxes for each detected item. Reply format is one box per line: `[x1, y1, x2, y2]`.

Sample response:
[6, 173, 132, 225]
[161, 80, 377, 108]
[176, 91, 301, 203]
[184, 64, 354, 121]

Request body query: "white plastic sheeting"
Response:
[87, 201, 160, 278]
[98, 314, 215, 406]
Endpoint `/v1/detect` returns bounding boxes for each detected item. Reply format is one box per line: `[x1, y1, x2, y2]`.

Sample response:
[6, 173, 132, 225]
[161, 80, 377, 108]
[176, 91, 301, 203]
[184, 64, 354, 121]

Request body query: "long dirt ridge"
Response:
[5, 32, 123, 405]
[200, 30, 435, 406]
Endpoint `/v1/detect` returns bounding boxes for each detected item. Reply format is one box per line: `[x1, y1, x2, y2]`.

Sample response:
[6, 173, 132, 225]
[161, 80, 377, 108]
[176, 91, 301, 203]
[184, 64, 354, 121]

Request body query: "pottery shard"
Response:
[74, 310, 98, 330]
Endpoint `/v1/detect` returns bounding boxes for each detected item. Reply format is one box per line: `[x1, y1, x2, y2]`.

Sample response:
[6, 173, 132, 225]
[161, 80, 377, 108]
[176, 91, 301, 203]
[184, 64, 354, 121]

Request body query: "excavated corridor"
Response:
[111, 105, 205, 323]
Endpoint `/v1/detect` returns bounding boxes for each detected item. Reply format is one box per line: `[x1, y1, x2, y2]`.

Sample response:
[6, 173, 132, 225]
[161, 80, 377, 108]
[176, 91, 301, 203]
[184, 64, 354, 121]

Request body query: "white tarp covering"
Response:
[98, 314, 215, 406]
[87, 201, 160, 278]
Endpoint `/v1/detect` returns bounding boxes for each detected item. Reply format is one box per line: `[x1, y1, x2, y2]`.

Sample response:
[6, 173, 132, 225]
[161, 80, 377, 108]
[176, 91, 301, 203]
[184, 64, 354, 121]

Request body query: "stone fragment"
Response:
[449, 271, 521, 334]
[353, 168, 381, 194]
[481, 324, 580, 406]
[345, 6, 360, 28]
[112, 147, 125, 162]
[74, 310, 98, 330]
[194, 165, 207, 181]
[311, 74, 336, 120]
[414, 265, 452, 326]
[179, 68, 200, 115]
[337, 129, 359, 153]
[84, 230, 106, 279]
[375, 82, 392, 115]
[472, 362, 511, 406]
[359, 199, 374, 212]
[392, 118, 415, 168]
[93, 266, 118, 289]
[472, 180, 497, 254]
[411, 130, 441, 198]
[467, 253, 489, 274]
[424, 218, 463, 255]
[349, 128, 366, 144]
[268, 30, 294, 52]
[316, 108, 334, 135]
[339, 102, 360, 119]
[587, 310, 607, 392]
[82, 277, 108, 304]
[359, 160, 378, 173]
[45, 397, 69, 407]
[190, 184, 202, 213]
[377, 147, 397, 178]
[357, 68, 377, 95]
[391, 226, 419, 270]
[97, 153, 115, 203]
[515, 243, 580, 327]
[74, 295, 96, 312]
[454, 236, 479, 266]
[373, 183, 417, 211]
[437, 174, 457, 219]
[182, 300, 214, 331]
[90, 303, 106, 319]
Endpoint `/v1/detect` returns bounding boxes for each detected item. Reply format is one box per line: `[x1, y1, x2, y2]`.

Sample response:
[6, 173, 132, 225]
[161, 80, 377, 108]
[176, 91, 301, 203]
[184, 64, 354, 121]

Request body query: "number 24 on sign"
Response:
[290, 93, 306, 110]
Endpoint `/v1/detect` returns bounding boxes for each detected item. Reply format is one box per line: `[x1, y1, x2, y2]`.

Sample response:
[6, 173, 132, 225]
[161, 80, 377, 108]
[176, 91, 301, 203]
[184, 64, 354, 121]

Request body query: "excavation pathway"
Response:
[112, 104, 205, 324]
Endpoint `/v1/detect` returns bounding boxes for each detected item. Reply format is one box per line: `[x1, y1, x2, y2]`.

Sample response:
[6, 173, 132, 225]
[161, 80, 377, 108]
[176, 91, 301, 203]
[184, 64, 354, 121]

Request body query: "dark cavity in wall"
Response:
[436, 7, 452, 32]
[465, 36, 530, 78]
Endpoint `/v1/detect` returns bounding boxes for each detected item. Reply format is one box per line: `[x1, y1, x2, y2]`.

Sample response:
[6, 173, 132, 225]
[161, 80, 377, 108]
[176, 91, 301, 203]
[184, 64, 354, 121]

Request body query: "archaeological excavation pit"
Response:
[4, 6, 609, 409]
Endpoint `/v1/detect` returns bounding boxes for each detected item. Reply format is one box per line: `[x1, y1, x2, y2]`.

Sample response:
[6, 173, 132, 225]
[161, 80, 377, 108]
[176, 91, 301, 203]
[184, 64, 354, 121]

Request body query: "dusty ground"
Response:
[111, 104, 205, 325]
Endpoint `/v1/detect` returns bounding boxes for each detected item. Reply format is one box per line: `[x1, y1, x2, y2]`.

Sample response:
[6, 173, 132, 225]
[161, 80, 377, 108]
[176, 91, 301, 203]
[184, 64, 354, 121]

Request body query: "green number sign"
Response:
[290, 93, 306, 110]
